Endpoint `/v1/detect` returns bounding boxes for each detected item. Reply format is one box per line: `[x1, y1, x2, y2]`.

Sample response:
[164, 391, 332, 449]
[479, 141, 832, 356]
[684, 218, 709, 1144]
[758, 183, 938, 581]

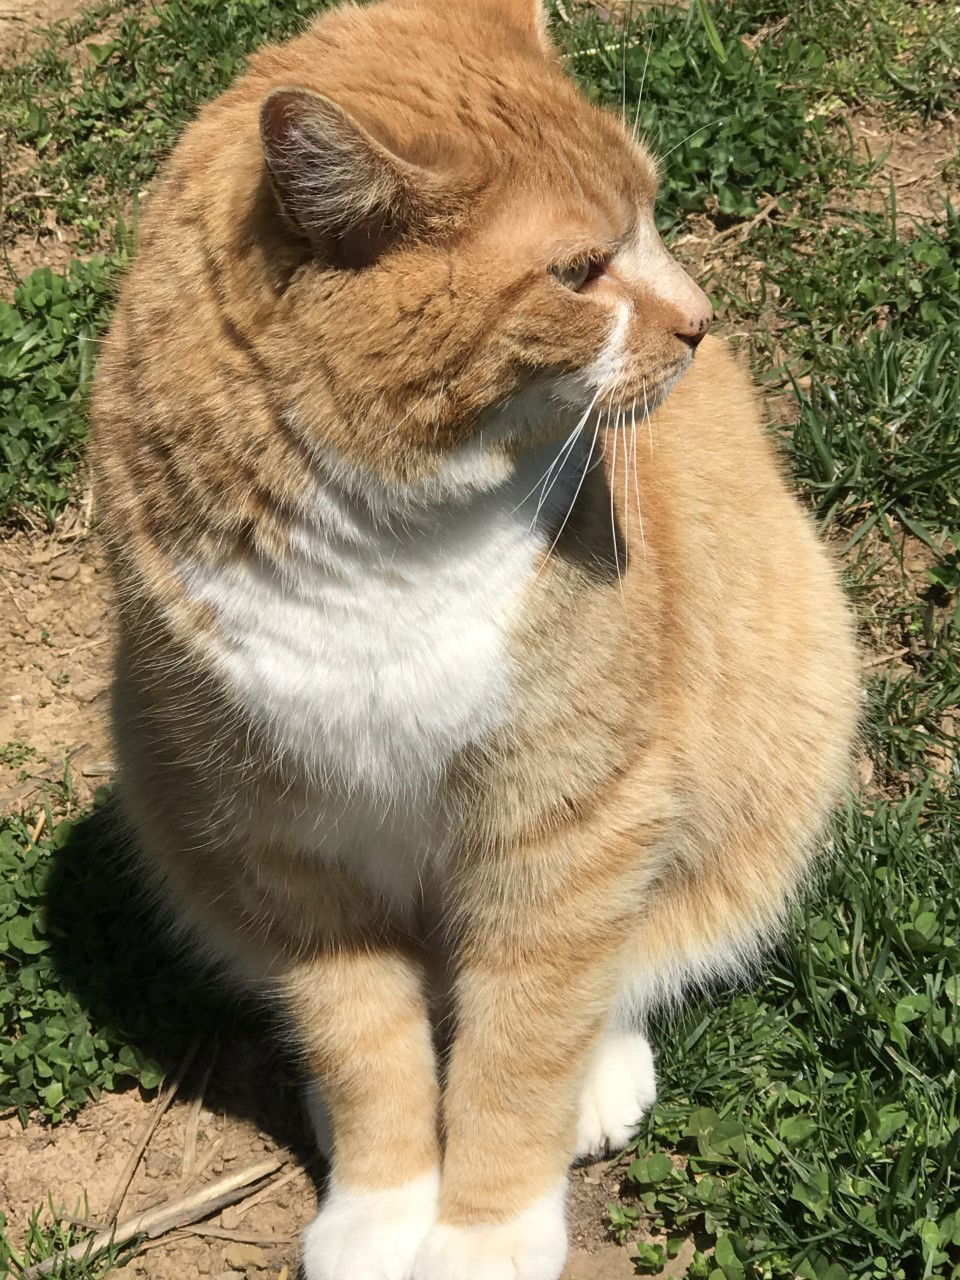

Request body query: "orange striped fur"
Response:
[90, 1, 859, 1276]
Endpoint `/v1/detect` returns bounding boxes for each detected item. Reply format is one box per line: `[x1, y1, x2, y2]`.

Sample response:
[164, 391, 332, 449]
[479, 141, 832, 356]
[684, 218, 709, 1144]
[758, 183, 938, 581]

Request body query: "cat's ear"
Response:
[480, 0, 552, 50]
[409, 0, 551, 51]
[260, 87, 447, 264]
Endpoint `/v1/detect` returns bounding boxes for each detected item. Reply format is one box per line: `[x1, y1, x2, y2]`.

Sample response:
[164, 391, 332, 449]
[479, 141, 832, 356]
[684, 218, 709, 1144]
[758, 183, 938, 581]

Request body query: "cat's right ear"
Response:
[260, 87, 446, 264]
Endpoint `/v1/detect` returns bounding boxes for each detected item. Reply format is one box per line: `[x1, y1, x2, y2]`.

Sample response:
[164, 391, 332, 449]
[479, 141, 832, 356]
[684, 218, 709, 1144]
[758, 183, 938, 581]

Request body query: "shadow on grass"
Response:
[42, 794, 320, 1181]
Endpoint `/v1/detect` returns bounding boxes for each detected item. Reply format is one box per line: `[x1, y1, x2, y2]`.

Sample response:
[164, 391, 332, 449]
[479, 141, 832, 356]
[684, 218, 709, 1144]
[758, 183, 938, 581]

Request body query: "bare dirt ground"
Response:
[0, 0, 90, 59]
[851, 110, 960, 220]
[0, 1045, 658, 1279]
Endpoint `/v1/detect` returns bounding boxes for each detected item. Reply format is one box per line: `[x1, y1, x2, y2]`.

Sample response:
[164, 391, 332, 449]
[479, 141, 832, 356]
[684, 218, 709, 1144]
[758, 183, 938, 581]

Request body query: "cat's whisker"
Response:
[657, 116, 730, 165]
[371, 389, 432, 444]
[516, 420, 581, 519]
[608, 407, 623, 599]
[431, 381, 446, 442]
[528, 419, 587, 527]
[533, 404, 603, 584]
[523, 378, 607, 525]
[631, 397, 646, 564]
[619, 9, 629, 124]
[631, 20, 654, 142]
[642, 378, 654, 456]
[622, 403, 631, 584]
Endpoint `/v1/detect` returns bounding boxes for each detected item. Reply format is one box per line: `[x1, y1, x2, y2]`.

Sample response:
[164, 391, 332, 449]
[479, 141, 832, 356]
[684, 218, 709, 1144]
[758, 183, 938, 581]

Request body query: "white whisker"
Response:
[631, 397, 646, 564]
[642, 379, 654, 457]
[609, 408, 623, 599]
[524, 421, 584, 524]
[620, 8, 629, 124]
[623, 403, 631, 582]
[515, 378, 607, 520]
[658, 116, 729, 165]
[631, 22, 654, 142]
[533, 407, 603, 583]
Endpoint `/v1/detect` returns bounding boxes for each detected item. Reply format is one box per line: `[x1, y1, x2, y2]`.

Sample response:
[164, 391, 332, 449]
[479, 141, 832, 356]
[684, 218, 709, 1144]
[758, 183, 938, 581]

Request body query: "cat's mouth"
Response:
[599, 354, 693, 420]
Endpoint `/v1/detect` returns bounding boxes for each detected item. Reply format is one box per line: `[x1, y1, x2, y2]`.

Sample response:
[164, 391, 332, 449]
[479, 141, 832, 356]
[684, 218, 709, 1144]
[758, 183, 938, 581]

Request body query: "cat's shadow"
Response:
[43, 796, 324, 1203]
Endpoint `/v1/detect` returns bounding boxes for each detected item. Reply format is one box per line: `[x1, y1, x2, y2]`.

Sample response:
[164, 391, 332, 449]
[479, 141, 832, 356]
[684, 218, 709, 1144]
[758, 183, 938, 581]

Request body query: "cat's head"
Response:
[256, 0, 711, 501]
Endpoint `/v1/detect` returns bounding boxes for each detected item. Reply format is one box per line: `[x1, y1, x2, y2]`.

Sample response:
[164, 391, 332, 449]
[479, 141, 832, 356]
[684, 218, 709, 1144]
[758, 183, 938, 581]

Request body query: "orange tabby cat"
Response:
[90, 0, 859, 1275]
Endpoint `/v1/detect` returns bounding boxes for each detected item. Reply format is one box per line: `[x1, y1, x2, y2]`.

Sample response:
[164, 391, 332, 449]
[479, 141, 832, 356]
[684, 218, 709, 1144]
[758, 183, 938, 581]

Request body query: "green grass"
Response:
[775, 205, 960, 548]
[0, 0, 958, 1276]
[0, 0, 330, 248]
[0, 803, 224, 1125]
[735, 0, 960, 120]
[570, 2, 850, 224]
[0, 1202, 137, 1279]
[0, 260, 118, 524]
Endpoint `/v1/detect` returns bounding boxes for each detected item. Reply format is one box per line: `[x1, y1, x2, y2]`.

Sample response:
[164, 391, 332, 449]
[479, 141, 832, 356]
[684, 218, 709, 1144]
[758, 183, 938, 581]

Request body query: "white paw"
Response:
[413, 1184, 567, 1280]
[302, 1170, 439, 1280]
[574, 1031, 657, 1160]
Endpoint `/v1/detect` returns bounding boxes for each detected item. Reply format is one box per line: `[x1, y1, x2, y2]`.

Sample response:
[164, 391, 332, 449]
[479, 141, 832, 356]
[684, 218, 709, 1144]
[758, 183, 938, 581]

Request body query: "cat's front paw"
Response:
[301, 1170, 439, 1280]
[412, 1185, 567, 1280]
[574, 1031, 657, 1161]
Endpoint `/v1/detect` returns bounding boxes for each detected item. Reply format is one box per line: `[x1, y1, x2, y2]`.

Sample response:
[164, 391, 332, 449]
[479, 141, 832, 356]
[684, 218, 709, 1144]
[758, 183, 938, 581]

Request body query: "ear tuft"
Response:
[260, 88, 432, 257]
[497, 0, 551, 50]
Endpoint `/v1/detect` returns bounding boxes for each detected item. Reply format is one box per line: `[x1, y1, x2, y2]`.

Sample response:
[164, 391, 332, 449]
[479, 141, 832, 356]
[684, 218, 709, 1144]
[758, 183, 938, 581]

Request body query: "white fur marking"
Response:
[179, 467, 548, 798]
[175, 446, 585, 904]
[575, 1031, 657, 1160]
[554, 302, 631, 408]
[302, 1170, 440, 1280]
[414, 1181, 568, 1280]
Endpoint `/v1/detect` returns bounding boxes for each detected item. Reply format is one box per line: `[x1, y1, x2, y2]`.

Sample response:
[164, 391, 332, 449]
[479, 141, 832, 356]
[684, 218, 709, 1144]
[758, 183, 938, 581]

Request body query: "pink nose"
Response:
[676, 310, 712, 350]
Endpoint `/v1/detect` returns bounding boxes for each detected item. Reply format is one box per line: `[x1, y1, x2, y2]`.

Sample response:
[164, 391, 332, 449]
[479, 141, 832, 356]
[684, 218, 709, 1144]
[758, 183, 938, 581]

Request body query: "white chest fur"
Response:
[178, 453, 559, 816]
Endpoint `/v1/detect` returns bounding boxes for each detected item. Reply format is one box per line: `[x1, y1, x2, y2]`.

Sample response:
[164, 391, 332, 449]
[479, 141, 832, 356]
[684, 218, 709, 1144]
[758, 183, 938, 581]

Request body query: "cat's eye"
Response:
[550, 257, 605, 292]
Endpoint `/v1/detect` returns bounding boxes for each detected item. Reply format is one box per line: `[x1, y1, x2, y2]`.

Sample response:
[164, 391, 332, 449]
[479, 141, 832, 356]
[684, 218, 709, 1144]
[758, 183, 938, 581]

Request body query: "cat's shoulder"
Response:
[662, 336, 759, 424]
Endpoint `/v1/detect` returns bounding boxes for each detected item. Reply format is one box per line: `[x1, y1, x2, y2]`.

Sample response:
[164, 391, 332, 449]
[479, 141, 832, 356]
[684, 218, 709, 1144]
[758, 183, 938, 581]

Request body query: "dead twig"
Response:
[179, 1136, 224, 1194]
[103, 1035, 201, 1225]
[863, 647, 910, 668]
[55, 637, 107, 658]
[713, 195, 780, 245]
[79, 759, 116, 778]
[183, 1225, 294, 1245]
[179, 1036, 219, 1187]
[227, 1160, 314, 1226]
[0, 573, 26, 615]
[22, 1157, 287, 1279]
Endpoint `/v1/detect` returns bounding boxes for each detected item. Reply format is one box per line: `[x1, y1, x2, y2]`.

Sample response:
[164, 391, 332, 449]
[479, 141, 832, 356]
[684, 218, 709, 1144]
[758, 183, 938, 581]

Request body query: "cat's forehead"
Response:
[372, 50, 659, 219]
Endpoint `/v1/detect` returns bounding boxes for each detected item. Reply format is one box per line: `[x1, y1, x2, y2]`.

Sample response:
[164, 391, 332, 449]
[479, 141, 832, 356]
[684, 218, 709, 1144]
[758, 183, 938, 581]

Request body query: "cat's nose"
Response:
[675, 309, 712, 350]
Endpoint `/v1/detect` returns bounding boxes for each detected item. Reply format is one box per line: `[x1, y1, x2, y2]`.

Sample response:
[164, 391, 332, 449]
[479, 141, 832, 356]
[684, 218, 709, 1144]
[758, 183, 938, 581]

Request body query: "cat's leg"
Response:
[573, 825, 807, 1164]
[285, 942, 441, 1280]
[573, 1025, 657, 1161]
[413, 820, 663, 1280]
[146, 838, 441, 1280]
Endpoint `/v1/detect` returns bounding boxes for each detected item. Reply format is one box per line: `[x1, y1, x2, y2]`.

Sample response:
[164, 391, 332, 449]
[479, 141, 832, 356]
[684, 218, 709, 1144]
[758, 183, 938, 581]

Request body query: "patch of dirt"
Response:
[1, 1030, 314, 1280]
[1, 1033, 652, 1280]
[568, 1160, 627, 1251]
[2, 213, 85, 293]
[851, 111, 959, 220]
[0, 523, 113, 811]
[0, 0, 90, 61]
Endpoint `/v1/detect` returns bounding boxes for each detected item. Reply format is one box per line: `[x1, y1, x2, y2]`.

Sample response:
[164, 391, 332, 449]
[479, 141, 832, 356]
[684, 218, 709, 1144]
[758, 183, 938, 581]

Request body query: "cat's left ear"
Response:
[479, 0, 552, 50]
[260, 87, 453, 265]
[397, 0, 552, 52]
